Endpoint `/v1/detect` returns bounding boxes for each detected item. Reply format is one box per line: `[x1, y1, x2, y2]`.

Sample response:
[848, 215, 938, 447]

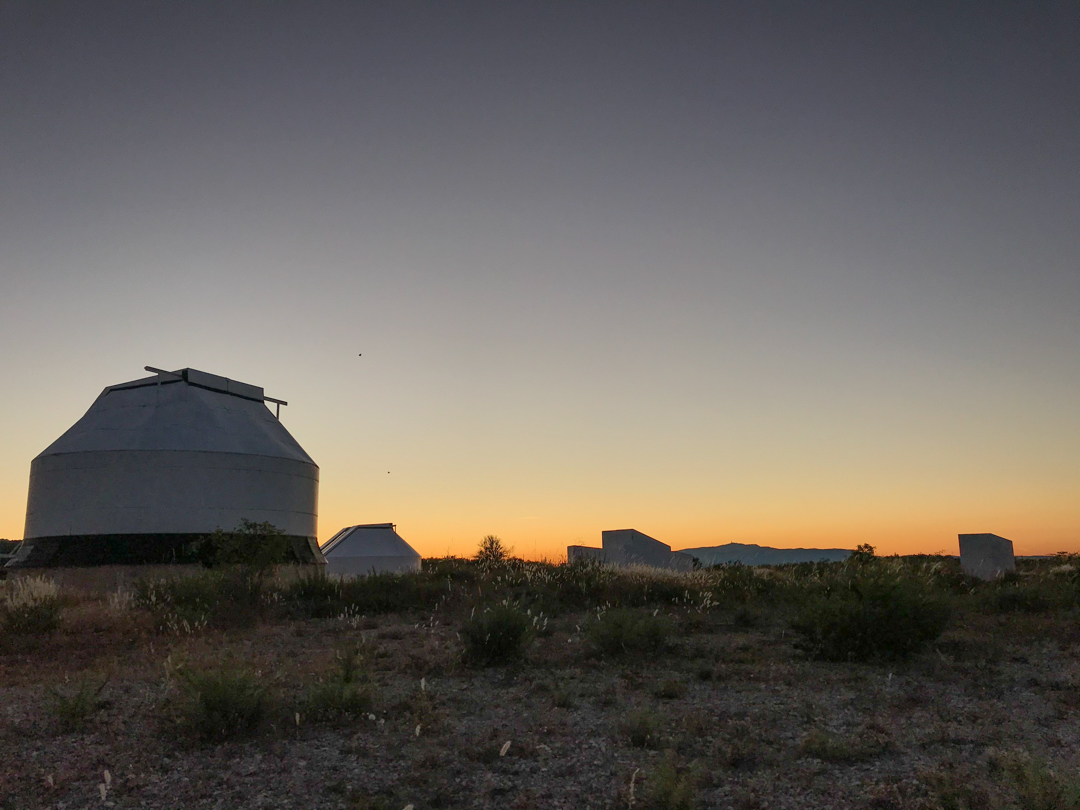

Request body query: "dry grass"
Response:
[0, 556, 1077, 808]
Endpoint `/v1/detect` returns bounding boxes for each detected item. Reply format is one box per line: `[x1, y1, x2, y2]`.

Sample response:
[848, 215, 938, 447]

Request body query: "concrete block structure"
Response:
[567, 545, 608, 564]
[669, 551, 697, 572]
[10, 366, 322, 568]
[568, 529, 696, 571]
[958, 533, 1015, 580]
[603, 529, 674, 567]
[321, 523, 421, 576]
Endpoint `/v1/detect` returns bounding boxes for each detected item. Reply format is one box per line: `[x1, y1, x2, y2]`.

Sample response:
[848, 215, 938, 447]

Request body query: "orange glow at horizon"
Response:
[1, 1, 1077, 568]
[1, 351, 1076, 562]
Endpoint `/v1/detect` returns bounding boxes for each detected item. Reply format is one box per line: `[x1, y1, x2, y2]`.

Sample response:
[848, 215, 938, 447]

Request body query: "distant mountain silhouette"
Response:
[677, 543, 851, 566]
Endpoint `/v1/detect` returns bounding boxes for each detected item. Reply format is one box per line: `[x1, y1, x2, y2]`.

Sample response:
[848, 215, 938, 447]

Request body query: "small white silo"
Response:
[321, 524, 421, 576]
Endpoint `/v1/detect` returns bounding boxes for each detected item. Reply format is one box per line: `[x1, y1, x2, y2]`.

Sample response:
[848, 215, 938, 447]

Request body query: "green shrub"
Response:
[475, 535, 512, 564]
[623, 706, 662, 749]
[176, 667, 266, 742]
[588, 609, 671, 658]
[49, 678, 109, 732]
[134, 568, 267, 630]
[848, 543, 877, 564]
[798, 726, 890, 764]
[280, 570, 449, 620]
[283, 573, 344, 619]
[651, 678, 686, 700]
[336, 571, 445, 615]
[1004, 754, 1080, 810]
[920, 764, 992, 810]
[302, 648, 373, 722]
[1, 576, 63, 634]
[790, 567, 950, 662]
[731, 604, 759, 630]
[552, 686, 576, 709]
[715, 720, 765, 770]
[303, 679, 373, 722]
[639, 750, 696, 810]
[189, 520, 290, 569]
[981, 578, 1076, 614]
[461, 605, 532, 665]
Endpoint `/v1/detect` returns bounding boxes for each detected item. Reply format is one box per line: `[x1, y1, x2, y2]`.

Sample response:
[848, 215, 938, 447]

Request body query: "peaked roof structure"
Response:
[14, 366, 321, 568]
[321, 523, 421, 576]
[37, 367, 312, 462]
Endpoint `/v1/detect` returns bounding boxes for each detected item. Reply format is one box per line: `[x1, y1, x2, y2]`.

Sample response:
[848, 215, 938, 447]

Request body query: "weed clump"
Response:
[1, 576, 63, 634]
[999, 752, 1080, 810]
[462, 605, 531, 665]
[639, 750, 696, 810]
[623, 706, 662, 749]
[714, 720, 766, 771]
[652, 678, 686, 700]
[799, 726, 891, 764]
[588, 608, 671, 658]
[284, 571, 445, 619]
[134, 568, 265, 631]
[283, 573, 343, 618]
[980, 577, 1076, 615]
[552, 686, 576, 709]
[175, 666, 266, 743]
[48, 678, 109, 732]
[189, 519, 291, 569]
[475, 534, 512, 564]
[302, 648, 373, 722]
[790, 565, 950, 662]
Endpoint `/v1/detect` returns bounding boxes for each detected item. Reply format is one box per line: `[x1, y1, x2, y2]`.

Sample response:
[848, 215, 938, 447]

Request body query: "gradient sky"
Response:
[1, 1, 1077, 558]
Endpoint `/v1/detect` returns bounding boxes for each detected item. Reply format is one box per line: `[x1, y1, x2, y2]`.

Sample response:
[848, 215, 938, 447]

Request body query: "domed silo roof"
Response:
[321, 524, 421, 576]
[11, 367, 321, 568]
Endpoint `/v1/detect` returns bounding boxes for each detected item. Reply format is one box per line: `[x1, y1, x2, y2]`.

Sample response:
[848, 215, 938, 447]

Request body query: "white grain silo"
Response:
[321, 524, 421, 576]
[9, 367, 322, 568]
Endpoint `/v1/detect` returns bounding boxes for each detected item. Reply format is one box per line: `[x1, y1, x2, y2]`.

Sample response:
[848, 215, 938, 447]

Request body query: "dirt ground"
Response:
[1, 589, 1078, 810]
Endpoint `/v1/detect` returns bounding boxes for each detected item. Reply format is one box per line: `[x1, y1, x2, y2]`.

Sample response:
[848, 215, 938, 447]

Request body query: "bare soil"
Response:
[1, 594, 1078, 809]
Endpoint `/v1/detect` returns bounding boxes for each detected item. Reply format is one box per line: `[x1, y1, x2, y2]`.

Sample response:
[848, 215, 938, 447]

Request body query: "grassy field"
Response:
[1, 551, 1077, 809]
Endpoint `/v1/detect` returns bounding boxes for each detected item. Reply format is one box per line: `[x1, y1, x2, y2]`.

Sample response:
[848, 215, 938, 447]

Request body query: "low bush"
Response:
[336, 572, 445, 616]
[848, 543, 877, 565]
[134, 568, 266, 630]
[714, 720, 765, 771]
[176, 666, 266, 742]
[799, 726, 890, 764]
[189, 520, 290, 570]
[282, 573, 344, 619]
[1002, 753, 1080, 810]
[651, 678, 686, 700]
[475, 535, 511, 564]
[461, 605, 532, 666]
[302, 648, 373, 722]
[986, 584, 1054, 614]
[1, 576, 63, 634]
[588, 609, 671, 658]
[919, 763, 993, 810]
[790, 566, 950, 662]
[980, 577, 1077, 615]
[49, 678, 109, 732]
[638, 750, 696, 810]
[730, 604, 760, 630]
[623, 706, 662, 749]
[552, 686, 576, 708]
[304, 678, 373, 722]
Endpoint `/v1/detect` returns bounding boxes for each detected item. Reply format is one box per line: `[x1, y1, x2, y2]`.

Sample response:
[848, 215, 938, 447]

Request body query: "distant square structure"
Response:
[567, 529, 695, 571]
[603, 529, 680, 568]
[958, 533, 1015, 580]
[567, 545, 607, 564]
